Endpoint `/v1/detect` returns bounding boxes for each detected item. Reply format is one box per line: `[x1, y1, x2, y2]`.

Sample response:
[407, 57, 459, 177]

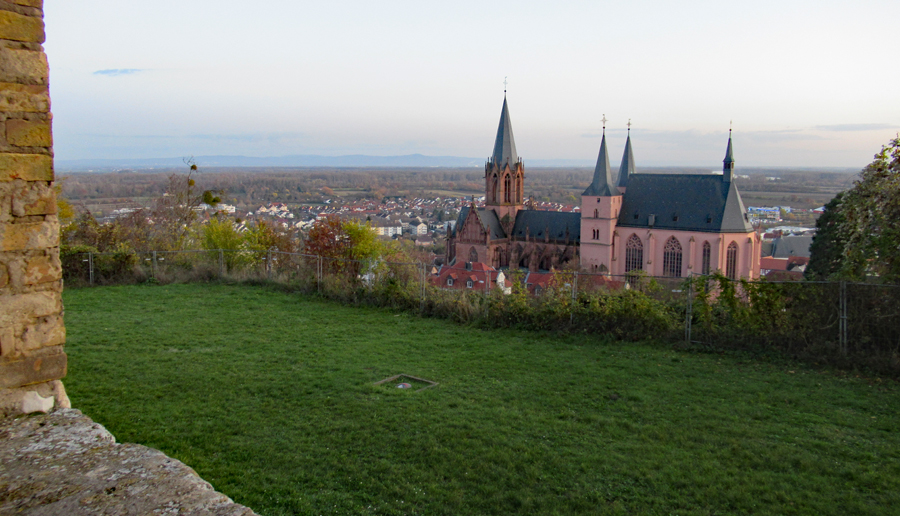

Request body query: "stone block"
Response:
[0, 290, 60, 329]
[0, 219, 57, 250]
[6, 118, 50, 146]
[0, 47, 47, 84]
[0, 153, 52, 181]
[22, 253, 59, 284]
[7, 1, 43, 8]
[0, 10, 44, 43]
[0, 82, 48, 112]
[0, 351, 66, 388]
[0, 326, 13, 356]
[0, 261, 7, 287]
[21, 314, 64, 350]
[11, 181, 55, 215]
[20, 389, 53, 413]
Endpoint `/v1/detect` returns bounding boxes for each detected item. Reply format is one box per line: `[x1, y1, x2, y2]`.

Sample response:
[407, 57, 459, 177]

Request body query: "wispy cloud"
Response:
[93, 69, 145, 77]
[815, 123, 899, 132]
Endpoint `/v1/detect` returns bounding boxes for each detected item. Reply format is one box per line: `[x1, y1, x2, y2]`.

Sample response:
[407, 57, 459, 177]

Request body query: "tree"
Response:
[805, 193, 848, 280]
[839, 136, 900, 281]
[808, 136, 900, 282]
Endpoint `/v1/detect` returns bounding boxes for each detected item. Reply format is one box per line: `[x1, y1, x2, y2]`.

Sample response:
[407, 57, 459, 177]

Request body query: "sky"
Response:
[45, 0, 899, 167]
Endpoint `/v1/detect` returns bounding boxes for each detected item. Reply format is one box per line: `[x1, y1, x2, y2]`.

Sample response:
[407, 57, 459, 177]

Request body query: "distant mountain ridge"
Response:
[55, 154, 596, 171]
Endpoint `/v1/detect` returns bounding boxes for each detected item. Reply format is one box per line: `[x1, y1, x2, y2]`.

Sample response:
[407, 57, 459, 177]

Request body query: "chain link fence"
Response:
[60, 249, 900, 375]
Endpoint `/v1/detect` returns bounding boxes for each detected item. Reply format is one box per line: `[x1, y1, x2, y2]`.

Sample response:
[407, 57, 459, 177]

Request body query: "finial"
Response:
[627, 119, 631, 133]
[729, 120, 733, 134]
[503, 76, 508, 94]
[601, 114, 607, 135]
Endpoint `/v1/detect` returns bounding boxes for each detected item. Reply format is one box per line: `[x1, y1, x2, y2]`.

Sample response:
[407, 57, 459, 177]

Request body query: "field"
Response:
[63, 283, 900, 515]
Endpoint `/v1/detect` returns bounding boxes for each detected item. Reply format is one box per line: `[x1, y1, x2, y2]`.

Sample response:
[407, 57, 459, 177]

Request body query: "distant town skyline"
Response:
[45, 0, 898, 168]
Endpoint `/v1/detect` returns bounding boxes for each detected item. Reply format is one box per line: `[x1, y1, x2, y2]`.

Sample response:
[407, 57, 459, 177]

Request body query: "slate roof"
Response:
[511, 210, 581, 243]
[616, 174, 753, 233]
[452, 206, 507, 239]
[617, 133, 635, 189]
[771, 235, 813, 258]
[582, 132, 619, 196]
[491, 96, 518, 168]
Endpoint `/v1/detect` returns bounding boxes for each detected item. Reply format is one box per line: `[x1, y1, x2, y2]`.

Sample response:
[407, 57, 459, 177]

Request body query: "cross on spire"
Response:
[627, 119, 631, 132]
[601, 114, 607, 134]
[503, 76, 508, 93]
[729, 120, 733, 133]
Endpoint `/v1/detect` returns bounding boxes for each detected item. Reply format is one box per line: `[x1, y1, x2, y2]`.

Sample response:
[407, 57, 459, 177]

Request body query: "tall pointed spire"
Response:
[723, 126, 735, 182]
[583, 115, 619, 196]
[617, 119, 635, 189]
[491, 95, 518, 168]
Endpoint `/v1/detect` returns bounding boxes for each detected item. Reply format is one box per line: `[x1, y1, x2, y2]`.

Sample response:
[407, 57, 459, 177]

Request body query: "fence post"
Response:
[839, 280, 848, 356]
[218, 249, 225, 278]
[317, 255, 322, 294]
[685, 276, 693, 343]
[267, 250, 272, 280]
[88, 252, 94, 286]
[152, 250, 158, 280]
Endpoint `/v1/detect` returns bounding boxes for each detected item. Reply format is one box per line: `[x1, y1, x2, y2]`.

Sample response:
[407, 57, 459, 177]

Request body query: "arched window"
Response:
[663, 237, 683, 277]
[504, 174, 511, 203]
[493, 246, 504, 268]
[468, 246, 478, 263]
[726, 241, 738, 279]
[466, 280, 474, 288]
[701, 241, 711, 275]
[516, 175, 523, 203]
[625, 234, 643, 273]
[491, 175, 498, 203]
[447, 278, 454, 286]
[594, 209, 599, 218]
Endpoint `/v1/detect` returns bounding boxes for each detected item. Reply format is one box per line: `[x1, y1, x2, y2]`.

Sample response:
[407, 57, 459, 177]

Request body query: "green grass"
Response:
[63, 283, 900, 515]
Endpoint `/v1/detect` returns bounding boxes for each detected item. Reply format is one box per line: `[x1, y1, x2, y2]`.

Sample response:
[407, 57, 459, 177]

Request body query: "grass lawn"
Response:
[62, 283, 900, 515]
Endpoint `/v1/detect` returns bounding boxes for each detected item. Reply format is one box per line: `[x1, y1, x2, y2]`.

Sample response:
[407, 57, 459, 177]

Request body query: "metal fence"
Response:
[60, 249, 900, 375]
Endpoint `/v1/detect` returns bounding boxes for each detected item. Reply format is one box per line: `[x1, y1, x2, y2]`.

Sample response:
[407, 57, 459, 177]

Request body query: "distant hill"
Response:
[55, 154, 597, 172]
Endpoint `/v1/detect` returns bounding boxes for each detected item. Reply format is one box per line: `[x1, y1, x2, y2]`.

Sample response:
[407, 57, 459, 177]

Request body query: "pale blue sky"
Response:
[45, 0, 899, 167]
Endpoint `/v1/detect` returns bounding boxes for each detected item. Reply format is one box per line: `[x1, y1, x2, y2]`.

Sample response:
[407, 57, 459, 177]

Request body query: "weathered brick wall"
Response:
[0, 0, 69, 416]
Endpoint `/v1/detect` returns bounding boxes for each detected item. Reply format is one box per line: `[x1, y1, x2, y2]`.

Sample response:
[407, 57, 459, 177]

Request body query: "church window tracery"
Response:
[625, 234, 643, 273]
[469, 247, 478, 263]
[504, 174, 511, 203]
[663, 237, 683, 277]
[726, 241, 738, 279]
[701, 241, 711, 275]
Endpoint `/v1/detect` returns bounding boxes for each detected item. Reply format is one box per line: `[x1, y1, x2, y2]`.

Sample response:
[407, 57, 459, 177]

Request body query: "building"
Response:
[446, 96, 761, 280]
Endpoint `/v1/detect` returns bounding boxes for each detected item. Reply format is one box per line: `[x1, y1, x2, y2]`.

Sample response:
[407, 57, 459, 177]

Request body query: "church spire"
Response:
[491, 95, 518, 168]
[583, 115, 619, 196]
[723, 125, 735, 182]
[617, 119, 635, 190]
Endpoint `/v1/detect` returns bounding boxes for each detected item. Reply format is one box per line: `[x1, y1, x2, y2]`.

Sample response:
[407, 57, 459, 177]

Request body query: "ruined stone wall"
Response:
[0, 0, 68, 416]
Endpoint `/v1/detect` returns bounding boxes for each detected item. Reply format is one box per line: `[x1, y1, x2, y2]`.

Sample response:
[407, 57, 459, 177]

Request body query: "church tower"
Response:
[580, 117, 623, 274]
[723, 128, 735, 182]
[485, 95, 524, 225]
[617, 122, 635, 193]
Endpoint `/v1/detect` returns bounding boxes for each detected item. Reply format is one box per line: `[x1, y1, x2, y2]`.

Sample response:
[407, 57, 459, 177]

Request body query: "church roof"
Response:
[491, 96, 518, 168]
[616, 174, 752, 233]
[511, 210, 581, 243]
[582, 132, 619, 196]
[452, 206, 507, 239]
[617, 133, 635, 188]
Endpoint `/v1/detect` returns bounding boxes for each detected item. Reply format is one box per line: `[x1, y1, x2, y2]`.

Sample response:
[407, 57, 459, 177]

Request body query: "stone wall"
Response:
[0, 0, 68, 416]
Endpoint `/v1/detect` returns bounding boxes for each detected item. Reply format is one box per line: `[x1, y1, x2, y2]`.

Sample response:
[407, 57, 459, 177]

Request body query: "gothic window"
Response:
[663, 237, 683, 277]
[493, 246, 503, 268]
[594, 209, 599, 218]
[491, 175, 498, 203]
[625, 234, 643, 273]
[516, 175, 523, 203]
[504, 174, 511, 203]
[469, 246, 478, 263]
[701, 241, 711, 275]
[726, 241, 738, 279]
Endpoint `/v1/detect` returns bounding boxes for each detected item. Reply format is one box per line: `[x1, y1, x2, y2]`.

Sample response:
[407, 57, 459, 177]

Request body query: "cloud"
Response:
[815, 123, 899, 132]
[93, 69, 145, 77]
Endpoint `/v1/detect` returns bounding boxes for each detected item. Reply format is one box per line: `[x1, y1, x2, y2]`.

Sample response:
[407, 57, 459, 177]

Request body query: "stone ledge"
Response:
[0, 409, 259, 516]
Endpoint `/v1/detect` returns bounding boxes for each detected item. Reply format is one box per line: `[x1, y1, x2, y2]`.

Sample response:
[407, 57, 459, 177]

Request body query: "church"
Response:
[446, 96, 761, 280]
